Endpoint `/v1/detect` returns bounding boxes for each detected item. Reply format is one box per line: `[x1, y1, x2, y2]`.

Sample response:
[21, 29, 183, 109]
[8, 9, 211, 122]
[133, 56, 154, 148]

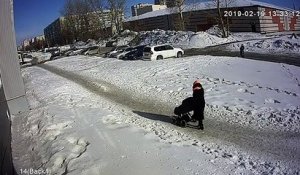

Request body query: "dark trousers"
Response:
[240, 50, 245, 57]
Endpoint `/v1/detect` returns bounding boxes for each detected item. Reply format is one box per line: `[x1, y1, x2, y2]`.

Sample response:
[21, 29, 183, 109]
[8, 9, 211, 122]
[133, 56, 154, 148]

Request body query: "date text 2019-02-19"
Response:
[224, 10, 300, 17]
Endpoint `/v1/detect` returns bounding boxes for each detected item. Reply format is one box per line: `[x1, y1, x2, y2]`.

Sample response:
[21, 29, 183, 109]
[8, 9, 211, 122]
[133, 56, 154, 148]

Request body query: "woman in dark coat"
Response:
[174, 80, 205, 130]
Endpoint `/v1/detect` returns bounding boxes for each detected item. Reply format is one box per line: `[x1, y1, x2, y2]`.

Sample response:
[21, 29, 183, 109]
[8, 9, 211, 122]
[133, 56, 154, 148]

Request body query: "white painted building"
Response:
[131, 3, 167, 17]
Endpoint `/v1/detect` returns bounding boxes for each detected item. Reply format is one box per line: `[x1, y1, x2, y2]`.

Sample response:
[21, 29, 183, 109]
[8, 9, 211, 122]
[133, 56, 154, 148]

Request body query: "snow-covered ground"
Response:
[227, 35, 300, 56]
[42, 55, 300, 132]
[137, 29, 236, 49]
[12, 54, 300, 174]
[29, 52, 51, 63]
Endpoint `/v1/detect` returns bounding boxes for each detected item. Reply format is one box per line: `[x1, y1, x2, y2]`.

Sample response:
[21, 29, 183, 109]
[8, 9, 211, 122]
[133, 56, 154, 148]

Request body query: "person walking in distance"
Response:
[240, 44, 245, 57]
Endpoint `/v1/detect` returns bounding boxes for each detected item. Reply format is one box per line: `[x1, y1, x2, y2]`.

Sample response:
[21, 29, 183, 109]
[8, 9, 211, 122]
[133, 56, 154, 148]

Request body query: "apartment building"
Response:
[44, 17, 65, 47]
[154, 0, 173, 7]
[44, 10, 113, 47]
[131, 3, 167, 16]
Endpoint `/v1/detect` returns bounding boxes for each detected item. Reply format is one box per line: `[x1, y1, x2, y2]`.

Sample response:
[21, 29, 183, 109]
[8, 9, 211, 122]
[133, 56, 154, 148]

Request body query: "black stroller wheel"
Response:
[180, 120, 187, 127]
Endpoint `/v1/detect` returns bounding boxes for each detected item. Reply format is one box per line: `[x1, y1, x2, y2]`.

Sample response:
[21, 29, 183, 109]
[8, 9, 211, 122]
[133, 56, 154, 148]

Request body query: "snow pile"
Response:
[29, 52, 51, 63]
[228, 34, 300, 55]
[85, 39, 97, 47]
[59, 45, 71, 52]
[71, 41, 89, 49]
[206, 25, 227, 38]
[104, 30, 138, 46]
[189, 32, 234, 48]
[137, 29, 235, 49]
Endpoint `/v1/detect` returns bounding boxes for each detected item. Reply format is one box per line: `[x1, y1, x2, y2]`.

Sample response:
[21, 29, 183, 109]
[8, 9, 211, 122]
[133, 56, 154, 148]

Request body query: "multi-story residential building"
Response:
[44, 10, 114, 47]
[21, 35, 46, 51]
[131, 3, 167, 17]
[44, 17, 65, 47]
[154, 0, 174, 7]
[22, 39, 30, 49]
[34, 35, 45, 42]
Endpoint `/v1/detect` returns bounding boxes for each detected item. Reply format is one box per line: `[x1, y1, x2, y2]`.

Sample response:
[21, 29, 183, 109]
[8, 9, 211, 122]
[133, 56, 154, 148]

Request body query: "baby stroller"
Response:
[171, 112, 192, 127]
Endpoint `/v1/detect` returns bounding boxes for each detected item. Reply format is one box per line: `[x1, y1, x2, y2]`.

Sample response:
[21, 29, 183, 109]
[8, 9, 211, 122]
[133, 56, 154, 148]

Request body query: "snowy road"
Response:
[185, 46, 300, 67]
[13, 55, 300, 174]
[38, 63, 300, 166]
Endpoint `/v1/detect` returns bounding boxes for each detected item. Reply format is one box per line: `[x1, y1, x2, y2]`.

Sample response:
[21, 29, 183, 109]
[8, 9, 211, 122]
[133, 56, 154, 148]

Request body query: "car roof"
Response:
[147, 44, 172, 48]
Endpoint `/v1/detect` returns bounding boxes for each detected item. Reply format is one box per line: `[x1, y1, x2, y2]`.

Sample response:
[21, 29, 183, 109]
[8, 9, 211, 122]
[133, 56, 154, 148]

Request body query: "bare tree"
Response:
[168, 0, 186, 31]
[61, 0, 104, 42]
[168, 0, 199, 31]
[86, 0, 110, 37]
[107, 0, 126, 35]
[216, 0, 227, 37]
[207, 0, 234, 38]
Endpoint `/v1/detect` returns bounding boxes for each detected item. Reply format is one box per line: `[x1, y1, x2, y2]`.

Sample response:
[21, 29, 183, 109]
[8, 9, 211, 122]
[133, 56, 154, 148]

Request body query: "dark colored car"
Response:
[48, 48, 61, 59]
[122, 45, 146, 60]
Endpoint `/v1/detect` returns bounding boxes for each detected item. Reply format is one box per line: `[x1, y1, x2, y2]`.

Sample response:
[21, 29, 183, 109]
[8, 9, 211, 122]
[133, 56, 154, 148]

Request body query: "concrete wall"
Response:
[0, 0, 28, 173]
[126, 15, 171, 31]
[0, 86, 13, 175]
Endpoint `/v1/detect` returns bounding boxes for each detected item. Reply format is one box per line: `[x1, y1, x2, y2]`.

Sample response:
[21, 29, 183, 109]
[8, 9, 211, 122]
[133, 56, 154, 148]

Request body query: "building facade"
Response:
[131, 3, 167, 17]
[44, 10, 114, 47]
[126, 1, 300, 33]
[154, 0, 173, 7]
[0, 1, 28, 174]
[21, 35, 46, 51]
[44, 17, 65, 47]
[22, 39, 30, 48]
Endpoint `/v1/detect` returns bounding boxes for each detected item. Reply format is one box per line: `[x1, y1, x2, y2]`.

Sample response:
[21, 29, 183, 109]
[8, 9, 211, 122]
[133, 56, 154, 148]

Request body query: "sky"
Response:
[14, 0, 300, 46]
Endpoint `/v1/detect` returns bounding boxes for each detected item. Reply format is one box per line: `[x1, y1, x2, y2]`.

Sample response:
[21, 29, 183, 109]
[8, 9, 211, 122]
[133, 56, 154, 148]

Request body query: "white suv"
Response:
[143, 45, 184, 61]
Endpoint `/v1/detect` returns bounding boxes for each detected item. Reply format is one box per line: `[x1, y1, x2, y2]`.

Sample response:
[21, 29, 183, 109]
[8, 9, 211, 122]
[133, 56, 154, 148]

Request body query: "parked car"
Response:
[115, 47, 135, 59]
[84, 46, 99, 55]
[98, 47, 115, 57]
[107, 45, 129, 58]
[48, 48, 61, 59]
[122, 45, 146, 60]
[68, 49, 84, 56]
[143, 45, 184, 61]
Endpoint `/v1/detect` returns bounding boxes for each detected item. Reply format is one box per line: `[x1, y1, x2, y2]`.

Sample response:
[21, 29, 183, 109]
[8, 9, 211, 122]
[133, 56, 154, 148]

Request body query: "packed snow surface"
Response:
[138, 30, 235, 49]
[12, 54, 300, 175]
[228, 35, 300, 56]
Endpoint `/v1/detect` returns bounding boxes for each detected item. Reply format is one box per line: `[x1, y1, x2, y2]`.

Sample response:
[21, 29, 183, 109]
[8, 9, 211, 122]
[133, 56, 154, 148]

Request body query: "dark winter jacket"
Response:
[174, 86, 205, 121]
[192, 88, 205, 120]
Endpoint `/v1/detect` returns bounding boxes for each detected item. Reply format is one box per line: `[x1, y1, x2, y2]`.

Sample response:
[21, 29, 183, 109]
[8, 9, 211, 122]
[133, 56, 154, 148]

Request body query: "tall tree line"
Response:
[61, 0, 125, 43]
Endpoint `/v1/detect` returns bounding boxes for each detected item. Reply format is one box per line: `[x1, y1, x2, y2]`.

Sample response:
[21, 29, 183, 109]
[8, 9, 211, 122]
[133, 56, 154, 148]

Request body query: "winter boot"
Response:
[198, 120, 204, 130]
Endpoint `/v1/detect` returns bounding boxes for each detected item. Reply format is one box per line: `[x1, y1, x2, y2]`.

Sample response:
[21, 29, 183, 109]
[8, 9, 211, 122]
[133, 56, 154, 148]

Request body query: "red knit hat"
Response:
[193, 80, 202, 91]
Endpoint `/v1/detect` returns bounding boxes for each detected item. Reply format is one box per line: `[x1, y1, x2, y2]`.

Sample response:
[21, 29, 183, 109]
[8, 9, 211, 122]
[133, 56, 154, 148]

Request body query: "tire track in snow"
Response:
[38, 64, 300, 169]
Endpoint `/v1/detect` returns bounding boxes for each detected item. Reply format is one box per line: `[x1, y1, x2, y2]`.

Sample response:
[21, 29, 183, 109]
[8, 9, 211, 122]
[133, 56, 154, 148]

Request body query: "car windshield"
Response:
[90, 46, 98, 49]
[125, 48, 133, 51]
[144, 47, 151, 52]
[117, 46, 128, 50]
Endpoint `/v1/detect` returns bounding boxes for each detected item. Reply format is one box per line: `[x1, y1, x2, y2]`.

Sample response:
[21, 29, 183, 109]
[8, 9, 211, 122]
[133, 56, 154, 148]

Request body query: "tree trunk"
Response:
[217, 0, 227, 38]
